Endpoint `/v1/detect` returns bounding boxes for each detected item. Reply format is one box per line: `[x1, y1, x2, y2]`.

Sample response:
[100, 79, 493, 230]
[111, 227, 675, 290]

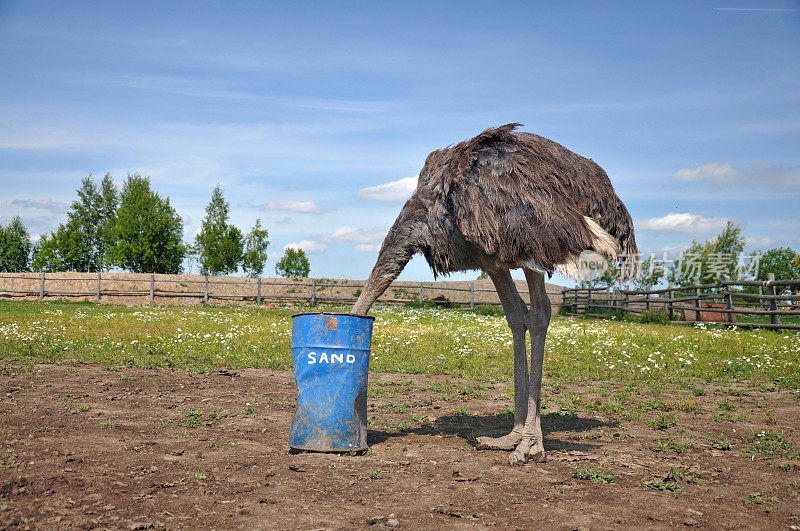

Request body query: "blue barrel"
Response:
[289, 312, 374, 452]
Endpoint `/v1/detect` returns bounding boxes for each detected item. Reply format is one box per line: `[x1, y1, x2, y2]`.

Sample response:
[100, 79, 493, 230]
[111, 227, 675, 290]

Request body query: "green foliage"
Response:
[622, 310, 670, 325]
[31, 175, 118, 272]
[757, 247, 800, 294]
[639, 311, 670, 325]
[578, 256, 619, 289]
[32, 222, 90, 272]
[108, 174, 185, 273]
[669, 221, 749, 285]
[0, 216, 32, 272]
[646, 413, 677, 430]
[633, 256, 666, 290]
[709, 433, 732, 450]
[96, 174, 119, 268]
[607, 309, 627, 321]
[572, 465, 614, 484]
[275, 247, 310, 278]
[472, 305, 504, 317]
[194, 186, 243, 275]
[242, 218, 270, 277]
[743, 430, 800, 458]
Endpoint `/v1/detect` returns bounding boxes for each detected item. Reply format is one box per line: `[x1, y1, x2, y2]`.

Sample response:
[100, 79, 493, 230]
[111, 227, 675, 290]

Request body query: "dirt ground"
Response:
[1, 365, 798, 530]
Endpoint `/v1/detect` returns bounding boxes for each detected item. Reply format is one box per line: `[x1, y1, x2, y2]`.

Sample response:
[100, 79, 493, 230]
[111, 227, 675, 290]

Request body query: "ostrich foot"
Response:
[476, 430, 523, 451]
[508, 438, 547, 466]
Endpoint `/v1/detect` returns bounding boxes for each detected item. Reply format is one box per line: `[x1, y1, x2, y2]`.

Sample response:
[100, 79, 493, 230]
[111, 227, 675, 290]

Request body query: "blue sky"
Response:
[1, 1, 798, 283]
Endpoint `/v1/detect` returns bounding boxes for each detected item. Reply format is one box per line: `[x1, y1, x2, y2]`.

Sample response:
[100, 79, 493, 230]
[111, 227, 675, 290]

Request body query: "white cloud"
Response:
[674, 162, 737, 183]
[637, 213, 730, 233]
[745, 236, 776, 248]
[3, 198, 68, 214]
[673, 161, 800, 188]
[284, 240, 328, 253]
[329, 225, 388, 244]
[265, 200, 333, 214]
[357, 176, 417, 203]
[355, 243, 381, 252]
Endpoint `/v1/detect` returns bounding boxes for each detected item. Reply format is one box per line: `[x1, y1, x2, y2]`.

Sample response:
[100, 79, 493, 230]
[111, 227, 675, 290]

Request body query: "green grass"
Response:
[0, 300, 798, 387]
[743, 430, 800, 458]
[572, 465, 614, 484]
[646, 413, 678, 430]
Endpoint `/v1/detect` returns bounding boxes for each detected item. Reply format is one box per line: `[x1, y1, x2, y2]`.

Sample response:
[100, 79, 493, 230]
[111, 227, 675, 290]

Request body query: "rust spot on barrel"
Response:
[325, 316, 338, 330]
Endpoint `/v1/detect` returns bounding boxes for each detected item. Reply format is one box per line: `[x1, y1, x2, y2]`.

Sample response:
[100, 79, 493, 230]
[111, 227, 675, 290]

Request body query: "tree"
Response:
[96, 173, 119, 269]
[71, 175, 102, 269]
[30, 225, 86, 272]
[242, 218, 270, 277]
[669, 221, 747, 286]
[758, 247, 800, 281]
[0, 217, 32, 272]
[275, 248, 310, 278]
[29, 174, 119, 272]
[757, 247, 800, 294]
[108, 174, 185, 273]
[632, 255, 666, 290]
[194, 186, 243, 275]
[577, 255, 619, 289]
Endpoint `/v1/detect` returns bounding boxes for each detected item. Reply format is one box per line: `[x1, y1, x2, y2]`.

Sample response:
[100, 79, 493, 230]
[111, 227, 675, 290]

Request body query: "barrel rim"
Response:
[292, 311, 375, 321]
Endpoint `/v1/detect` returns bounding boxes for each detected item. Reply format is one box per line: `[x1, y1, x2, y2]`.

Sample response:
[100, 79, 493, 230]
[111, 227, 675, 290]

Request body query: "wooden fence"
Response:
[0, 272, 563, 311]
[561, 274, 800, 331]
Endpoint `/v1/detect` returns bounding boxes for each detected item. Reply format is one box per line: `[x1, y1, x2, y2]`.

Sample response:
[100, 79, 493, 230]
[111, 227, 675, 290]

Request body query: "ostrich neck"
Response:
[351, 205, 424, 315]
[351, 239, 414, 315]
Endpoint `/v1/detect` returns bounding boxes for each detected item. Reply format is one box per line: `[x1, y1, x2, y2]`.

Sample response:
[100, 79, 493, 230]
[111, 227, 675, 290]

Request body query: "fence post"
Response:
[667, 283, 674, 321]
[694, 287, 703, 321]
[623, 291, 629, 316]
[39, 271, 45, 301]
[586, 289, 592, 315]
[97, 272, 101, 301]
[149, 274, 155, 303]
[257, 277, 262, 305]
[470, 282, 475, 310]
[612, 287, 619, 313]
[311, 278, 317, 306]
[723, 277, 734, 323]
[767, 273, 779, 326]
[204, 275, 209, 304]
[419, 281, 423, 304]
[607, 288, 612, 316]
[645, 286, 651, 312]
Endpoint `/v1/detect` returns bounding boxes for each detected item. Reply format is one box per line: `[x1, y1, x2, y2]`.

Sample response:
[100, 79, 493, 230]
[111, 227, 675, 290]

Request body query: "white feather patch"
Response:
[555, 217, 621, 281]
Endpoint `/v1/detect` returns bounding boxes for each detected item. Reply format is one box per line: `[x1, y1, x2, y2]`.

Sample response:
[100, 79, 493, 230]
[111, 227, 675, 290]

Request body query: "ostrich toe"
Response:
[476, 430, 523, 451]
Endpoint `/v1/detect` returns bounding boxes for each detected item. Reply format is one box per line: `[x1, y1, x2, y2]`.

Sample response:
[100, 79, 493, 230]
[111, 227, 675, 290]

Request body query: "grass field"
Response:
[1, 300, 798, 388]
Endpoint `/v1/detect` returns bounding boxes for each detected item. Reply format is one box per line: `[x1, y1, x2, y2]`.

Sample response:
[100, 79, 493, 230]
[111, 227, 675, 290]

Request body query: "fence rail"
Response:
[0, 272, 563, 310]
[561, 274, 800, 331]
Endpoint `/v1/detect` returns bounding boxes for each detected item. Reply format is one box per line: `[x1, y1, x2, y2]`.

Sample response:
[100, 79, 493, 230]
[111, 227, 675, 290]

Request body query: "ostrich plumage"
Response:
[352, 123, 638, 465]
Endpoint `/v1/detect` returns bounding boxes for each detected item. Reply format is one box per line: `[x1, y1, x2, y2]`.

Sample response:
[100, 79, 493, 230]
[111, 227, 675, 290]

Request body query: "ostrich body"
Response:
[352, 123, 638, 465]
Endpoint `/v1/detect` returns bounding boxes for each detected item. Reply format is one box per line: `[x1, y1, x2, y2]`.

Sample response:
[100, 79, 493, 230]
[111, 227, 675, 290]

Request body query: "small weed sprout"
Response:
[572, 465, 614, 484]
[361, 467, 381, 480]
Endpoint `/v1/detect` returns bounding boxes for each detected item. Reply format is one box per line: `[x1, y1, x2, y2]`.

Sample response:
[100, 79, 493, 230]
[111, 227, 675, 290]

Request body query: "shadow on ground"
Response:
[369, 411, 619, 453]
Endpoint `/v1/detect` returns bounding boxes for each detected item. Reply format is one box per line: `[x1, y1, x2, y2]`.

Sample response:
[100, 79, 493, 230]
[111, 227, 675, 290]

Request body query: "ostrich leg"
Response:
[476, 269, 529, 451]
[508, 268, 551, 465]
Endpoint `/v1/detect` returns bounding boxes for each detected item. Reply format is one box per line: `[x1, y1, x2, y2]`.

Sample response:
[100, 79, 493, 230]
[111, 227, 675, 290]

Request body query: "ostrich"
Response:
[351, 123, 638, 465]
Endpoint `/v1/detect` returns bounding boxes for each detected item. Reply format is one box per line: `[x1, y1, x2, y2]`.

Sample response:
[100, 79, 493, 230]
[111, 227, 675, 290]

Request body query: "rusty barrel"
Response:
[289, 312, 374, 452]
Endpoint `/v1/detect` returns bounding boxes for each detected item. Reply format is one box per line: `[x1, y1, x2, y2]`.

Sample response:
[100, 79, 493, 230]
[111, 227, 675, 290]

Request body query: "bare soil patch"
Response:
[1, 365, 798, 529]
